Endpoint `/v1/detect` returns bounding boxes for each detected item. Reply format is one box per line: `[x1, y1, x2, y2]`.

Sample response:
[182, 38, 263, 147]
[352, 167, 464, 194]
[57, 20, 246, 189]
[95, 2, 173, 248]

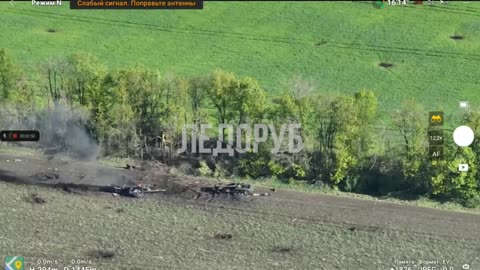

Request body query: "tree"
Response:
[308, 91, 378, 187]
[159, 73, 189, 135]
[324, 95, 361, 185]
[120, 67, 163, 137]
[231, 77, 267, 125]
[65, 52, 106, 107]
[207, 69, 238, 126]
[42, 57, 68, 104]
[391, 100, 428, 180]
[266, 87, 316, 180]
[206, 70, 268, 143]
[188, 76, 209, 124]
[269, 88, 316, 148]
[90, 71, 119, 144]
[353, 90, 377, 160]
[100, 70, 138, 157]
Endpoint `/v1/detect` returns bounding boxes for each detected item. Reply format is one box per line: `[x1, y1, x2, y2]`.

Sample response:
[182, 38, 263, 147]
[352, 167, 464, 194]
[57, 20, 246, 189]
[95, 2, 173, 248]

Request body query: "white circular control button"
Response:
[453, 126, 474, 147]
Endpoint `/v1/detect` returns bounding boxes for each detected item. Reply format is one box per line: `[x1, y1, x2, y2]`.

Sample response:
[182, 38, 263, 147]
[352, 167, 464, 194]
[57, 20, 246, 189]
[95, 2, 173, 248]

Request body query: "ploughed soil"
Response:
[1, 152, 479, 269]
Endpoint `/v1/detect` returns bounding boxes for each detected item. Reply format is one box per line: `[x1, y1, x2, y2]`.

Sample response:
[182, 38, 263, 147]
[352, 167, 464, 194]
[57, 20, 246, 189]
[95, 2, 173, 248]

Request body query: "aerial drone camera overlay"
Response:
[0, 0, 479, 269]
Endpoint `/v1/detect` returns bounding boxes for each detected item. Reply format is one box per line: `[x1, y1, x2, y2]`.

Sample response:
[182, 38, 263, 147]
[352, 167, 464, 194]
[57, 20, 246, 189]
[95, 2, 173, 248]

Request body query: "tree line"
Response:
[0, 48, 479, 207]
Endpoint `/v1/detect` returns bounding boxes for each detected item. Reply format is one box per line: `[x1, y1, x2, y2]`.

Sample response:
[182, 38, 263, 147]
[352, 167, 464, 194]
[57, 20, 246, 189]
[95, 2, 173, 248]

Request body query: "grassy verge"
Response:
[171, 167, 480, 214]
[238, 176, 480, 213]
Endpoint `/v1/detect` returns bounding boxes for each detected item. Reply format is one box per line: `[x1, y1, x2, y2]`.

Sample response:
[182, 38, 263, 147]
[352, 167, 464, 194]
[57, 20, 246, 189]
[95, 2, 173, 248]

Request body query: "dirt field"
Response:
[0, 152, 479, 270]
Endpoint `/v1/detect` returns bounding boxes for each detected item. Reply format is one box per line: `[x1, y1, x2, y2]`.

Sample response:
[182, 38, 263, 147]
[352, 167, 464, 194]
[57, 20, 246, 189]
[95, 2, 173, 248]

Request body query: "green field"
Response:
[1, 2, 480, 113]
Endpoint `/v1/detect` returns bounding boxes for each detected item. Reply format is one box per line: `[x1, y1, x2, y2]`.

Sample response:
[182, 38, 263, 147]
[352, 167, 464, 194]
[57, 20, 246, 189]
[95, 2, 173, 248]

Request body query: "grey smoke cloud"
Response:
[37, 103, 100, 161]
[1, 103, 100, 161]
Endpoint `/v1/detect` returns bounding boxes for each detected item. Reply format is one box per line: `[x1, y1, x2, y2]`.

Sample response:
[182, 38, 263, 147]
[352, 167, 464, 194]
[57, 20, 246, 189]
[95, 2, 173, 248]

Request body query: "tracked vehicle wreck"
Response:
[107, 183, 166, 198]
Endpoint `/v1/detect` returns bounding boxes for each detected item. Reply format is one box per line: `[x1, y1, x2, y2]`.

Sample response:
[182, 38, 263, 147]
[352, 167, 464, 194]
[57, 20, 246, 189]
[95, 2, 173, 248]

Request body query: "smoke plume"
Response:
[1, 103, 100, 161]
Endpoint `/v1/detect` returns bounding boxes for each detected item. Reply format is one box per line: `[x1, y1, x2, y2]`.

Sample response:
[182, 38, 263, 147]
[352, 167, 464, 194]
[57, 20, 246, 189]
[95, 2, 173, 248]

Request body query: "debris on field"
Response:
[271, 246, 293, 253]
[26, 193, 46, 204]
[253, 193, 270, 197]
[33, 172, 60, 181]
[122, 164, 139, 170]
[214, 233, 233, 239]
[14, 159, 22, 162]
[88, 249, 116, 259]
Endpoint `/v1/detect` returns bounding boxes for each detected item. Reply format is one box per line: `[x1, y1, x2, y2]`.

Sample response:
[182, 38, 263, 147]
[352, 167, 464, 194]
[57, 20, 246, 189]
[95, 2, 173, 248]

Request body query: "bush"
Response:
[462, 194, 480, 209]
[290, 163, 306, 178]
[213, 163, 228, 178]
[350, 154, 407, 196]
[237, 156, 269, 178]
[428, 147, 477, 201]
[339, 175, 359, 192]
[177, 162, 194, 175]
[280, 177, 296, 185]
[268, 160, 285, 177]
[236, 145, 274, 178]
[196, 160, 213, 176]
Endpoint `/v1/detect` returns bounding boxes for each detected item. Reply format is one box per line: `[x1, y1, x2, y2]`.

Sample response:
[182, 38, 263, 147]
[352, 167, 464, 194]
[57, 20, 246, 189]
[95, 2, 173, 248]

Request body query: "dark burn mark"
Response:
[379, 62, 394, 68]
[450, 35, 464, 40]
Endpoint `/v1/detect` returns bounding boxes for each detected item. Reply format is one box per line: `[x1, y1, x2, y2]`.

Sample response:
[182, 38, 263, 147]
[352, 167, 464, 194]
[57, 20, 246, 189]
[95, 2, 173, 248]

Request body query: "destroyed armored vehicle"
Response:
[108, 183, 165, 198]
[201, 183, 254, 196]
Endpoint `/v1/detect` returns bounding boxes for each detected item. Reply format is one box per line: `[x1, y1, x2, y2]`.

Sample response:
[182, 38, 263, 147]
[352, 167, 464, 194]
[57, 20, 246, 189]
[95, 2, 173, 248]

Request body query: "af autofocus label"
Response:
[70, 0, 203, 9]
